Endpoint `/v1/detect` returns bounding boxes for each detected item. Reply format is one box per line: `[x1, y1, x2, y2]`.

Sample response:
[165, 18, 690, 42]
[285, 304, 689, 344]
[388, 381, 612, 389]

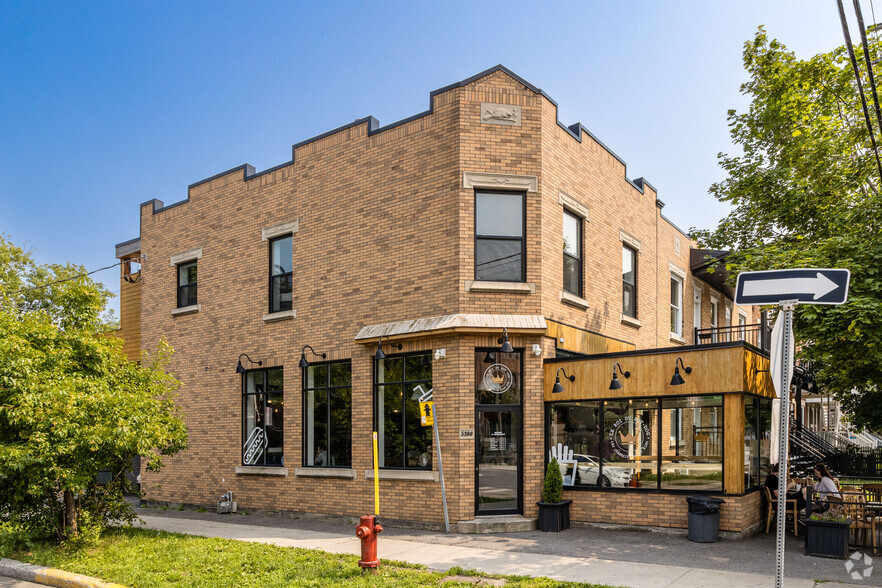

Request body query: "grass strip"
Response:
[7, 527, 616, 587]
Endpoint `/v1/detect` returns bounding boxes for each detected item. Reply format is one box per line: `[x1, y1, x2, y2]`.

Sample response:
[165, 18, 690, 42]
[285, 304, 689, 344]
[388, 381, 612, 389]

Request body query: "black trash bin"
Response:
[686, 495, 726, 543]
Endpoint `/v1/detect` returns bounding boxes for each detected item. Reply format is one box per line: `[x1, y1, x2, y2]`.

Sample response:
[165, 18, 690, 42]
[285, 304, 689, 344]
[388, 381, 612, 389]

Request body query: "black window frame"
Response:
[622, 244, 637, 318]
[562, 209, 582, 297]
[241, 366, 284, 468]
[545, 393, 725, 495]
[268, 234, 293, 314]
[372, 350, 433, 470]
[176, 260, 197, 308]
[474, 190, 527, 283]
[301, 359, 352, 468]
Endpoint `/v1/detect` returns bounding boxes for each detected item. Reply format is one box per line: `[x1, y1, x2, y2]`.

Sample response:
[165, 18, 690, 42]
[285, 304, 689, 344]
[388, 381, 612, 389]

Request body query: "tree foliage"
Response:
[0, 235, 187, 542]
[693, 28, 882, 429]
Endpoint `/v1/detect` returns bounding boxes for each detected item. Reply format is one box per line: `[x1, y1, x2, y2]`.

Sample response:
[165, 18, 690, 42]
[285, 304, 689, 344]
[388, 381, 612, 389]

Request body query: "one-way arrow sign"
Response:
[735, 268, 850, 306]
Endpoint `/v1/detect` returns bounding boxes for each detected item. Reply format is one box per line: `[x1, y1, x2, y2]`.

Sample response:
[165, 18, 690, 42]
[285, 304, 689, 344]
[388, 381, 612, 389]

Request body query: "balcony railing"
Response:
[694, 311, 771, 352]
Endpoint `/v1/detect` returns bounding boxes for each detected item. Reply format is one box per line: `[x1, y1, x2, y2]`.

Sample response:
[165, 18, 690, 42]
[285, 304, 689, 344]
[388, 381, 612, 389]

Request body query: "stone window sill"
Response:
[621, 314, 641, 328]
[560, 291, 589, 310]
[670, 333, 686, 344]
[235, 466, 288, 476]
[294, 467, 357, 479]
[364, 469, 439, 482]
[263, 309, 296, 323]
[466, 281, 535, 294]
[171, 304, 200, 317]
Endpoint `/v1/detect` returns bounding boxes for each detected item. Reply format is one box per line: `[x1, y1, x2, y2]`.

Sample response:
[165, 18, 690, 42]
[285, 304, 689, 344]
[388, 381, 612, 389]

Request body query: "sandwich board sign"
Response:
[735, 268, 849, 588]
[735, 268, 850, 306]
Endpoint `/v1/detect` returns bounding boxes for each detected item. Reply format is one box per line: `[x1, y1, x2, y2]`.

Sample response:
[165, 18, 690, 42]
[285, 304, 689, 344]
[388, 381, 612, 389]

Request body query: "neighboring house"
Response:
[114, 66, 773, 536]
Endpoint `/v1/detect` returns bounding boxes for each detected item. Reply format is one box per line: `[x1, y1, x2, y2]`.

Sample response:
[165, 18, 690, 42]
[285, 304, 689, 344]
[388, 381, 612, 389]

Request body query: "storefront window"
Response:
[745, 396, 773, 488]
[603, 400, 658, 488]
[660, 396, 722, 491]
[374, 352, 432, 469]
[549, 401, 602, 485]
[303, 361, 351, 467]
[475, 350, 522, 405]
[242, 368, 284, 467]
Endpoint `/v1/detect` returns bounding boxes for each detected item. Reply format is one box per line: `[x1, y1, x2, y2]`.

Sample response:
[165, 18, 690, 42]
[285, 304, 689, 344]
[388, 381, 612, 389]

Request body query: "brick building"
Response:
[115, 66, 774, 536]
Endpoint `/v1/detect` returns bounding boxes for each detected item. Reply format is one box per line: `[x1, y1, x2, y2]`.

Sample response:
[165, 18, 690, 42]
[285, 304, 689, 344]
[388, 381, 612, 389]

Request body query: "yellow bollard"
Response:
[372, 431, 380, 515]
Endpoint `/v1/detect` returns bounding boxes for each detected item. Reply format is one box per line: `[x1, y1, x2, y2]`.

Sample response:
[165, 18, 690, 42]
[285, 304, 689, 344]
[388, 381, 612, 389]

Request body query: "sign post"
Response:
[735, 268, 850, 588]
[417, 385, 449, 533]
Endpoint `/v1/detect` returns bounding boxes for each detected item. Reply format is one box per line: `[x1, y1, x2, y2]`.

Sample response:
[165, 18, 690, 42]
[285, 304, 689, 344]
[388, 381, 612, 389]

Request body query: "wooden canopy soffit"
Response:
[354, 314, 547, 342]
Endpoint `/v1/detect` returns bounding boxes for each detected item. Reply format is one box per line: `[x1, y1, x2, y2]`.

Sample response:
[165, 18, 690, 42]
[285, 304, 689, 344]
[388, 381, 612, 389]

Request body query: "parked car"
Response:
[572, 454, 632, 487]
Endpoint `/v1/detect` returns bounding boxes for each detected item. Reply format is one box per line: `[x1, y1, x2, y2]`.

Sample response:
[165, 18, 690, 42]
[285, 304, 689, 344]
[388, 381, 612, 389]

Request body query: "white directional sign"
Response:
[735, 269, 850, 306]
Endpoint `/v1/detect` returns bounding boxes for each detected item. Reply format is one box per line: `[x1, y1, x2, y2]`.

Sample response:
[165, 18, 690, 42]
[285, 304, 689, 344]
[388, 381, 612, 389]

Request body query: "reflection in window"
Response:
[177, 260, 197, 308]
[375, 352, 432, 469]
[745, 396, 773, 488]
[670, 275, 683, 335]
[303, 361, 351, 467]
[622, 245, 636, 318]
[242, 368, 283, 467]
[660, 396, 722, 491]
[603, 400, 658, 488]
[269, 235, 293, 313]
[475, 191, 525, 282]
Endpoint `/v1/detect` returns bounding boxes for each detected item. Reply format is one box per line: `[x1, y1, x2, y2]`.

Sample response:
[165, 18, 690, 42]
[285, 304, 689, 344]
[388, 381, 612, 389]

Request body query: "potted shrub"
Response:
[537, 458, 573, 532]
[805, 511, 851, 559]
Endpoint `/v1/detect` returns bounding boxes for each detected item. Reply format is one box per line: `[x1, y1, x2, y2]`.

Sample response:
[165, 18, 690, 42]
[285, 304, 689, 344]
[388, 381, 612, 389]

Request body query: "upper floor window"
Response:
[269, 235, 293, 313]
[670, 275, 683, 336]
[475, 191, 525, 282]
[177, 261, 197, 308]
[374, 352, 433, 469]
[562, 210, 582, 297]
[242, 367, 284, 467]
[622, 245, 637, 318]
[303, 361, 352, 467]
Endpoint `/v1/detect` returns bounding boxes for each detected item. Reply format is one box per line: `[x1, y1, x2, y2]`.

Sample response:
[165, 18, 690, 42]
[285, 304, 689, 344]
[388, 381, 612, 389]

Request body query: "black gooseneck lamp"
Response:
[375, 335, 403, 360]
[670, 357, 693, 386]
[552, 367, 576, 394]
[235, 353, 262, 374]
[609, 362, 630, 390]
[498, 327, 514, 353]
[299, 345, 327, 369]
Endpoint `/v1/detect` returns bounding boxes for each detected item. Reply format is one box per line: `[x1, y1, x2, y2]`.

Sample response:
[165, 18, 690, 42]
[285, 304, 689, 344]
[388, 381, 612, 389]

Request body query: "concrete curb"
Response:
[0, 558, 126, 588]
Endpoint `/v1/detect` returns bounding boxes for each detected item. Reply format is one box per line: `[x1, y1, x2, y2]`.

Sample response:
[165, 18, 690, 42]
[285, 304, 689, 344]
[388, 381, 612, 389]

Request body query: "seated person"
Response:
[764, 463, 806, 511]
[811, 463, 840, 512]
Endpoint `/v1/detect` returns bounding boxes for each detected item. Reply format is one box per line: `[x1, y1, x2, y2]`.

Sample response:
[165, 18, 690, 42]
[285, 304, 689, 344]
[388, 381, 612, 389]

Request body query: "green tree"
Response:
[0, 235, 187, 542]
[693, 28, 882, 429]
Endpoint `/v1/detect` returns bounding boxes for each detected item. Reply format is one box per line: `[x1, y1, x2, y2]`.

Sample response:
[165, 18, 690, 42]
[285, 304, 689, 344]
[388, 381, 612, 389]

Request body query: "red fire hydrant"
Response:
[355, 515, 383, 571]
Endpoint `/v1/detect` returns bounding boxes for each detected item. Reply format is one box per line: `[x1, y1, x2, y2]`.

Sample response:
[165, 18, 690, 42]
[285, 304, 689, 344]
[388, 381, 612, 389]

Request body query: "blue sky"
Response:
[0, 1, 862, 316]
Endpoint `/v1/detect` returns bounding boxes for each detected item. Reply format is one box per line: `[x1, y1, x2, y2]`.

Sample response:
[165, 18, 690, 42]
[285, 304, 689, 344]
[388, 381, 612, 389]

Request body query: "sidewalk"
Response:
[134, 509, 861, 588]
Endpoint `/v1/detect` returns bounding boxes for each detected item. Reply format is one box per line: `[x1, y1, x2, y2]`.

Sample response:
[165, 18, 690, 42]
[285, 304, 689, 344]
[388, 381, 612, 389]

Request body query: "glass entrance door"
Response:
[476, 408, 521, 515]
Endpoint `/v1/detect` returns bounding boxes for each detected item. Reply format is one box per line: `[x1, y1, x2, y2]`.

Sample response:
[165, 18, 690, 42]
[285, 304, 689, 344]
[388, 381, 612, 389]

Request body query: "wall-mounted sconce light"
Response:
[552, 367, 575, 394]
[609, 362, 630, 390]
[499, 327, 514, 353]
[235, 353, 262, 374]
[670, 357, 693, 386]
[532, 344, 542, 356]
[299, 345, 327, 368]
[434, 348, 446, 360]
[375, 335, 402, 360]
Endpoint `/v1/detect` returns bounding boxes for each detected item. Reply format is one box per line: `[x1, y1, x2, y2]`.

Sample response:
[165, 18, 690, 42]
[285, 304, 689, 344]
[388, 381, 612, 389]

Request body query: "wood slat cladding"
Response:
[543, 345, 773, 401]
[724, 394, 746, 494]
[546, 320, 635, 355]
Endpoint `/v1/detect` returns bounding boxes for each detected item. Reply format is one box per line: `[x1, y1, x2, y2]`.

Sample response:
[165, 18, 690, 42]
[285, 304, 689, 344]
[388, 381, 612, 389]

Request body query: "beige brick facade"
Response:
[116, 66, 767, 533]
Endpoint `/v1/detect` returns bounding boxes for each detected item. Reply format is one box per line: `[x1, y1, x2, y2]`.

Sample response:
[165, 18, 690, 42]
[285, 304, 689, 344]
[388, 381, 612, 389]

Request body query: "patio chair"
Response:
[864, 483, 882, 503]
[842, 495, 877, 554]
[764, 486, 799, 535]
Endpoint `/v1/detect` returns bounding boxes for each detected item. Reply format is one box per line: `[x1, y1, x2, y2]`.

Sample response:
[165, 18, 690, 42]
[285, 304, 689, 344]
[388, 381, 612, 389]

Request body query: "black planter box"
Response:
[805, 518, 851, 559]
[537, 500, 572, 532]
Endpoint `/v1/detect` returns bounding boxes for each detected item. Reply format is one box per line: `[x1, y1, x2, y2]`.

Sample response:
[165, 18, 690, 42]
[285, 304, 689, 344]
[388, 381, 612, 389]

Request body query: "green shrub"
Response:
[542, 458, 563, 503]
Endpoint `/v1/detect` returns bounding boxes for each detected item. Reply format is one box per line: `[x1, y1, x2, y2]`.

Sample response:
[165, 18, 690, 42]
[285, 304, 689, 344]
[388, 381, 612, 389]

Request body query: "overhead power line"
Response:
[5, 260, 131, 296]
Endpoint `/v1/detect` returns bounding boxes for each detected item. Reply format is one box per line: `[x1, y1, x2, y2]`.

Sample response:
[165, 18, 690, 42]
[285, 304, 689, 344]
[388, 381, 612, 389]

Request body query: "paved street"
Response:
[0, 577, 42, 588]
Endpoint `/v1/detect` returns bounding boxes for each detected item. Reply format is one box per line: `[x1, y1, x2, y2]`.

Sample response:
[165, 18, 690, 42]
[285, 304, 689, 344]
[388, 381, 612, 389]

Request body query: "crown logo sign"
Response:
[491, 373, 505, 385]
[619, 430, 640, 445]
